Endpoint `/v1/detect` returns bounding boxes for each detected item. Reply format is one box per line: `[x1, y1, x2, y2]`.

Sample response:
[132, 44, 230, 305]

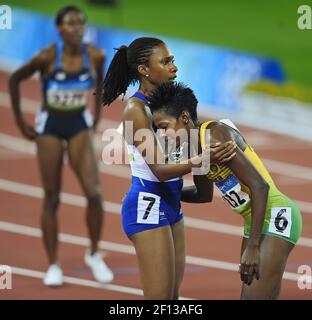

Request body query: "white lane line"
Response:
[0, 132, 132, 179]
[1, 94, 312, 181]
[2, 90, 312, 148]
[10, 265, 191, 299]
[0, 220, 134, 254]
[1, 132, 312, 215]
[0, 177, 121, 216]
[263, 159, 312, 181]
[0, 92, 118, 132]
[0, 177, 311, 248]
[11, 265, 144, 297]
[0, 147, 33, 160]
[0, 220, 303, 283]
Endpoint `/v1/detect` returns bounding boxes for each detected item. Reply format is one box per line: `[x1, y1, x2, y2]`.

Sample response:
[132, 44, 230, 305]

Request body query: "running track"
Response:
[0, 71, 311, 300]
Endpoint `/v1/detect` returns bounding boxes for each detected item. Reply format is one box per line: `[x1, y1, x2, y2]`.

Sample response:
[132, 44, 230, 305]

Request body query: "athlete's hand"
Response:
[239, 244, 260, 286]
[17, 118, 37, 140]
[209, 141, 236, 164]
[192, 147, 211, 175]
[192, 141, 236, 175]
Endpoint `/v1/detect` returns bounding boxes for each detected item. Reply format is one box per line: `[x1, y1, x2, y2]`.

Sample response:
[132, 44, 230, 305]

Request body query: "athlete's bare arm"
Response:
[123, 98, 204, 181]
[88, 45, 106, 128]
[208, 122, 269, 284]
[8, 45, 55, 139]
[181, 174, 214, 203]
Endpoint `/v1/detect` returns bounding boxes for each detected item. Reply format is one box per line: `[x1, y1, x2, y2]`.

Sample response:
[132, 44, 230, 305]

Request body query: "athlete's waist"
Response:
[42, 105, 86, 116]
[131, 176, 183, 193]
[234, 186, 288, 218]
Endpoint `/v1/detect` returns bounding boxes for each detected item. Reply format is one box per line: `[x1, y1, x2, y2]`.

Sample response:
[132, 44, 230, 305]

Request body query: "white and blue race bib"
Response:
[216, 174, 250, 210]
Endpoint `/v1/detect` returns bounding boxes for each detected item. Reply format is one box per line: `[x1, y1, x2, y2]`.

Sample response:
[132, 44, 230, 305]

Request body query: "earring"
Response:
[146, 74, 149, 78]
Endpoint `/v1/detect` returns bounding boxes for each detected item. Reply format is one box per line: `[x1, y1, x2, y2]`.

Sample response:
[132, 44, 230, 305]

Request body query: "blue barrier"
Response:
[0, 8, 285, 113]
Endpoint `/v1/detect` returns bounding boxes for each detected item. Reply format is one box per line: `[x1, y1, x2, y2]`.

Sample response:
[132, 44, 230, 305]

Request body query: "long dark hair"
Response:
[101, 37, 164, 106]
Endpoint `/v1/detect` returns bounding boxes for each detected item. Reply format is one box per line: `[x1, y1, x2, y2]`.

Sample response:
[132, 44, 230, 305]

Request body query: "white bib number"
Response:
[47, 90, 86, 108]
[216, 174, 250, 210]
[269, 207, 292, 238]
[137, 192, 160, 224]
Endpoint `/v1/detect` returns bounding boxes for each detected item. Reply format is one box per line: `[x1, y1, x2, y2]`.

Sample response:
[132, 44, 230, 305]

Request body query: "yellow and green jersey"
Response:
[199, 120, 302, 244]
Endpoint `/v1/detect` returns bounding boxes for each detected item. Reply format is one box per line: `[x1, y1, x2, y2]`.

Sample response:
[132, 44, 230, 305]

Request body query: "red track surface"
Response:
[0, 71, 311, 300]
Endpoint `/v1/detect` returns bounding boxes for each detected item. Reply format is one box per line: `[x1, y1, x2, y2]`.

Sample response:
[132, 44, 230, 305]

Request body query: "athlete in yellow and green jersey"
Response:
[199, 119, 302, 245]
[148, 81, 303, 300]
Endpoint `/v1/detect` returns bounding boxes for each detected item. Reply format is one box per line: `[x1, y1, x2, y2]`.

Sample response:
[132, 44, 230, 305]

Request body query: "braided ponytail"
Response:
[101, 37, 164, 106]
[102, 45, 132, 106]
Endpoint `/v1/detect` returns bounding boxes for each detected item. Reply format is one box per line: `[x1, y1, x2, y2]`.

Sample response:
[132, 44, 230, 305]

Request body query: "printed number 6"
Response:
[142, 196, 156, 220]
[274, 209, 288, 232]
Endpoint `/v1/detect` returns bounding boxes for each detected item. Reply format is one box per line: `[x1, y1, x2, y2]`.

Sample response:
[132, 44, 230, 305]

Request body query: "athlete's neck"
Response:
[138, 80, 159, 96]
[63, 43, 82, 56]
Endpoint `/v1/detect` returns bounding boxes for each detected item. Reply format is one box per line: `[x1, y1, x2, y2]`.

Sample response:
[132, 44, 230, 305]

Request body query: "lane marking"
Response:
[1, 132, 312, 215]
[1, 177, 312, 248]
[11, 265, 144, 297]
[2, 90, 312, 149]
[1, 93, 312, 180]
[0, 220, 303, 283]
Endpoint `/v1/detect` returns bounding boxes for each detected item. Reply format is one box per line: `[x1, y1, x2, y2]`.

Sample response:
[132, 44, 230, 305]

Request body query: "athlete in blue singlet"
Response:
[120, 92, 184, 238]
[36, 40, 94, 138]
[9, 6, 113, 287]
[36, 40, 94, 139]
[101, 37, 236, 299]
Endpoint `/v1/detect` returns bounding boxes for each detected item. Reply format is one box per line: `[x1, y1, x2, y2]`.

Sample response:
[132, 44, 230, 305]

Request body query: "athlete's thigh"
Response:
[259, 235, 294, 285]
[36, 135, 64, 191]
[67, 129, 100, 194]
[130, 227, 175, 299]
[241, 235, 294, 299]
[171, 219, 186, 295]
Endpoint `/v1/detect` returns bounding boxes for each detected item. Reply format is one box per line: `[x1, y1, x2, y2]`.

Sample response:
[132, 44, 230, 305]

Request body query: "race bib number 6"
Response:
[269, 207, 292, 238]
[137, 192, 160, 224]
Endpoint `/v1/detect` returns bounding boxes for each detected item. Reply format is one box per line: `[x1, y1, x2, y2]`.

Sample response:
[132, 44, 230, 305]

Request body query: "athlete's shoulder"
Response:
[203, 119, 238, 132]
[201, 119, 221, 130]
[28, 44, 56, 70]
[86, 44, 106, 72]
[125, 97, 145, 114]
[87, 44, 106, 61]
[36, 43, 55, 60]
[201, 119, 237, 144]
[123, 98, 149, 122]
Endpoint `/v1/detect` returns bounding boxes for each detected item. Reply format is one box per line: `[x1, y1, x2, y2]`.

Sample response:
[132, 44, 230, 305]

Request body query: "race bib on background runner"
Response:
[47, 89, 87, 109]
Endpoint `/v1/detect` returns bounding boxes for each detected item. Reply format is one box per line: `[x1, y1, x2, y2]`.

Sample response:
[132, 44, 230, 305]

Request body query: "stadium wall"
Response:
[1, 8, 311, 141]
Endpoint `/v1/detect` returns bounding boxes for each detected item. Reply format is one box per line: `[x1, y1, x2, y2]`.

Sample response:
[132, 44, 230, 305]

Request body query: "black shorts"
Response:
[35, 108, 93, 141]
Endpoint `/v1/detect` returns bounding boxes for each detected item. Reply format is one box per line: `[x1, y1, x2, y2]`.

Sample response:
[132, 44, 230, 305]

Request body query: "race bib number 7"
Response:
[137, 192, 160, 224]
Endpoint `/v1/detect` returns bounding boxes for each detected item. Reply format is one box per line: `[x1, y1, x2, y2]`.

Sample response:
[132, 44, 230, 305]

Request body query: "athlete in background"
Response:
[9, 6, 113, 286]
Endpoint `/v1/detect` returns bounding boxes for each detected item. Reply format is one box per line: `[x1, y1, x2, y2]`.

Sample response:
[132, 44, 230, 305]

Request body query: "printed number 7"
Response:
[143, 196, 156, 220]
